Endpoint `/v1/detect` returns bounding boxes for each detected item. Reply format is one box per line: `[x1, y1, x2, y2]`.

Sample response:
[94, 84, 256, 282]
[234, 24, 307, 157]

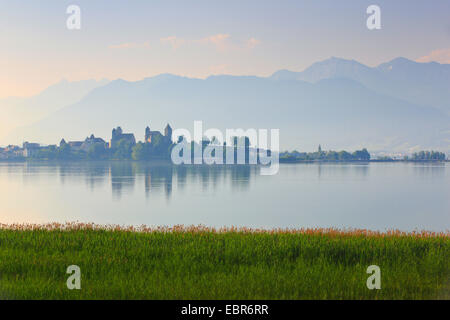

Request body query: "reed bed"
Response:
[1, 222, 448, 238]
[0, 222, 448, 299]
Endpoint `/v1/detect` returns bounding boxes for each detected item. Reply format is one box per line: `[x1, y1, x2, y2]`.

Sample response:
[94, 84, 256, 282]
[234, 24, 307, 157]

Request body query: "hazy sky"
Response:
[1, 0, 449, 98]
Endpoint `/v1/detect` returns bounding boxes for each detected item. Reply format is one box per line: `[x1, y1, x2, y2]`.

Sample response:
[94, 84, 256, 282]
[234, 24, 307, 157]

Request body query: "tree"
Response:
[338, 151, 352, 161]
[113, 138, 133, 159]
[132, 142, 148, 160]
[352, 148, 370, 161]
[57, 143, 72, 159]
[88, 143, 108, 160]
[412, 150, 446, 161]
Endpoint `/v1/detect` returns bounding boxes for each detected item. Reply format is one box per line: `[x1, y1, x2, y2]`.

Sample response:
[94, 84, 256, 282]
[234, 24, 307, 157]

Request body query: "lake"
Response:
[0, 161, 448, 232]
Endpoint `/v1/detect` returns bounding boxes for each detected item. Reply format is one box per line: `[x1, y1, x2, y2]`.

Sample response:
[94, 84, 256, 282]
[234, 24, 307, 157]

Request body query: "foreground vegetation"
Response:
[0, 223, 448, 300]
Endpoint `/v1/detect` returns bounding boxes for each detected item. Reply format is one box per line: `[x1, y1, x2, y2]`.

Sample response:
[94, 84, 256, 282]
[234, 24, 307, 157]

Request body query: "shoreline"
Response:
[279, 159, 449, 164]
[0, 158, 448, 164]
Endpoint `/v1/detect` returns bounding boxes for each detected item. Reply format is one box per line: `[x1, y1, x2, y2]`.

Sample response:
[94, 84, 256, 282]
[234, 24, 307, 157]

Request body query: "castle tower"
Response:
[111, 126, 123, 148]
[112, 126, 122, 140]
[164, 124, 172, 143]
[145, 126, 151, 143]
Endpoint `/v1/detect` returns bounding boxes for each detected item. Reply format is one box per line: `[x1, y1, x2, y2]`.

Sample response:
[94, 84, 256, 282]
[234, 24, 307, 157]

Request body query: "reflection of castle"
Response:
[143, 164, 173, 198]
[110, 127, 136, 148]
[145, 124, 172, 144]
[54, 162, 254, 200]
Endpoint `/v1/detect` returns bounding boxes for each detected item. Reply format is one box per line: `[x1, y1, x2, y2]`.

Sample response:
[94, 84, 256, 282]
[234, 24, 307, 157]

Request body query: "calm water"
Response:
[0, 162, 448, 231]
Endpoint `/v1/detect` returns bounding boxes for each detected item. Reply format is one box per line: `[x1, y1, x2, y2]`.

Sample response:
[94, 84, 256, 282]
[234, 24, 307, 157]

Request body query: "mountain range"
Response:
[271, 57, 450, 116]
[1, 57, 449, 154]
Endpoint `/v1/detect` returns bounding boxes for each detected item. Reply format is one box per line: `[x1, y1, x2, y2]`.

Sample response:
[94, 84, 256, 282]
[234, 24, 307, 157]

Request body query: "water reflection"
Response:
[412, 162, 446, 178]
[315, 163, 369, 179]
[0, 161, 448, 231]
[0, 162, 383, 199]
[141, 164, 173, 199]
[3, 162, 257, 199]
[116, 163, 255, 199]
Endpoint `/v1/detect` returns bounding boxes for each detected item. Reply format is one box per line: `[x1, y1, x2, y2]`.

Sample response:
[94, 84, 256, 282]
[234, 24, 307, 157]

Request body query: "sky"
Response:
[1, 0, 449, 98]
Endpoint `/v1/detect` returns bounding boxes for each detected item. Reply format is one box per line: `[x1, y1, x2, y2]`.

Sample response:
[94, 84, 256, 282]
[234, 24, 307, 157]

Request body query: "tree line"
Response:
[406, 151, 446, 161]
[30, 138, 173, 161]
[280, 147, 371, 162]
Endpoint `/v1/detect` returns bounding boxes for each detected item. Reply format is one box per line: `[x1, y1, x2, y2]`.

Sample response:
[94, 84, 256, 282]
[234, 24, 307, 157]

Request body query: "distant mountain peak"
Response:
[314, 56, 367, 67]
[269, 56, 450, 116]
[387, 57, 412, 64]
[322, 56, 356, 63]
[144, 73, 200, 82]
[147, 73, 181, 80]
[376, 57, 450, 77]
[377, 57, 417, 70]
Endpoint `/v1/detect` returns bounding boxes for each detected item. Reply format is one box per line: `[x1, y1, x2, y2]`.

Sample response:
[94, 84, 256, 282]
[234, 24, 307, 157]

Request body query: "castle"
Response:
[145, 124, 172, 145]
[60, 134, 106, 152]
[109, 124, 172, 148]
[110, 127, 136, 148]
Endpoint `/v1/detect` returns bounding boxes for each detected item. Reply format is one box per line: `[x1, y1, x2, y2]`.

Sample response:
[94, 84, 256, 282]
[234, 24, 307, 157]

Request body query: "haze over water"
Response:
[0, 162, 448, 232]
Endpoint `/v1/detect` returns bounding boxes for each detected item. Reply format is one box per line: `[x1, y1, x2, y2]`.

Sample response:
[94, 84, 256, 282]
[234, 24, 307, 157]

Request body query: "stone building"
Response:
[110, 127, 136, 148]
[145, 123, 173, 144]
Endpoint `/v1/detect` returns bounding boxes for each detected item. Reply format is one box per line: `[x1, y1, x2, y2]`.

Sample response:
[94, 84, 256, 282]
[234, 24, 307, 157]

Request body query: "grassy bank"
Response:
[0, 223, 448, 300]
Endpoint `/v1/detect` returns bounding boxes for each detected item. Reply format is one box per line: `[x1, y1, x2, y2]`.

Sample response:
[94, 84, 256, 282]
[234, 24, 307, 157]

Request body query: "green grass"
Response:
[0, 225, 448, 299]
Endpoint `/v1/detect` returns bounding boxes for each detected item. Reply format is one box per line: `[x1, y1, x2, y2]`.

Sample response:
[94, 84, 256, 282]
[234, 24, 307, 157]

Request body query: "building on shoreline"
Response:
[110, 127, 136, 149]
[23, 142, 41, 157]
[145, 124, 172, 145]
[67, 141, 83, 151]
[81, 135, 106, 152]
